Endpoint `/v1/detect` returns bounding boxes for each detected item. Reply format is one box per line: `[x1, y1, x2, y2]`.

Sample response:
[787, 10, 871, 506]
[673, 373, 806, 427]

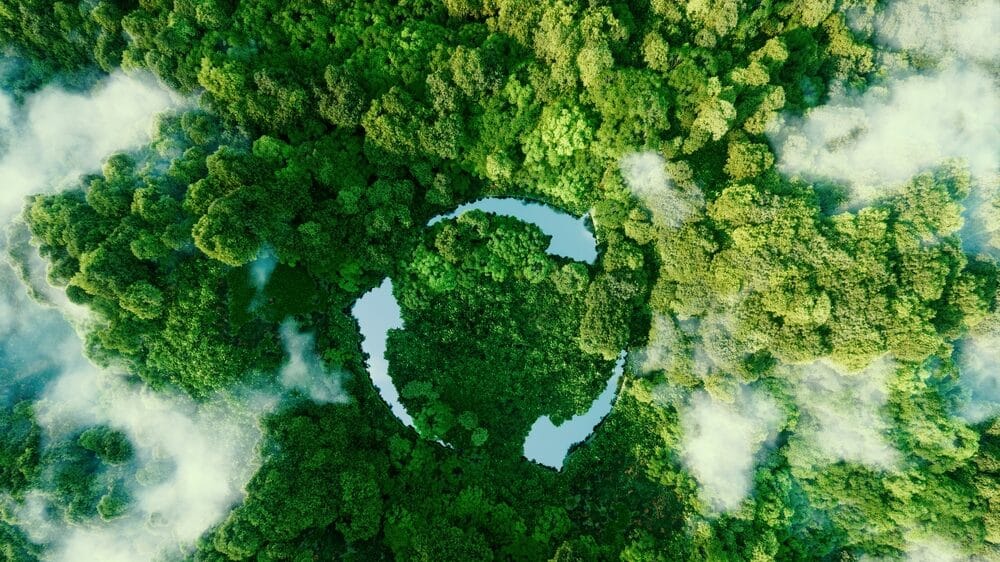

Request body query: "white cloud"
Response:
[769, 68, 999, 207]
[959, 175, 1000, 257]
[278, 319, 350, 405]
[679, 387, 783, 513]
[955, 332, 1000, 423]
[0, 64, 177, 402]
[249, 245, 278, 292]
[0, 91, 13, 143]
[902, 535, 976, 562]
[768, 1, 999, 209]
[1, 294, 354, 562]
[876, 0, 1000, 63]
[0, 67, 176, 331]
[0, 69, 177, 227]
[791, 356, 900, 469]
[0, 66, 274, 561]
[0, 267, 77, 407]
[11, 325, 277, 562]
[620, 151, 704, 228]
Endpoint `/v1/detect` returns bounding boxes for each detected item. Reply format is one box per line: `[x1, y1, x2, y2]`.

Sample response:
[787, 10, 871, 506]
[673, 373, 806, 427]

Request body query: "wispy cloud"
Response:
[955, 330, 1000, 423]
[14, 335, 277, 562]
[278, 319, 350, 405]
[680, 386, 783, 513]
[0, 68, 275, 561]
[768, 1, 999, 210]
[789, 357, 900, 469]
[620, 151, 704, 229]
[0, 70, 177, 228]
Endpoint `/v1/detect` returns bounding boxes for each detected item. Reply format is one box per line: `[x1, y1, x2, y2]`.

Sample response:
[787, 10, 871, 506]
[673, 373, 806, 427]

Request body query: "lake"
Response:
[353, 198, 624, 469]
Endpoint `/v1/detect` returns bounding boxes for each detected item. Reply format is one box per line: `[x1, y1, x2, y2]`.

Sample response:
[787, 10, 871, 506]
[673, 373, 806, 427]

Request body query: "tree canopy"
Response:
[0, 0, 997, 560]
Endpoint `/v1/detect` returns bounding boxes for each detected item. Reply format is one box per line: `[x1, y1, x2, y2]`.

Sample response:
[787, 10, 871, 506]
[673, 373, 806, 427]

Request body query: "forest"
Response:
[0, 0, 997, 560]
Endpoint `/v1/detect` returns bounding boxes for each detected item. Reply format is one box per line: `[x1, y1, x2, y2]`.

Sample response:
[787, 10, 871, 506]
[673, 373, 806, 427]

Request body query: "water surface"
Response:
[352, 279, 415, 428]
[428, 197, 597, 264]
[522, 354, 626, 469]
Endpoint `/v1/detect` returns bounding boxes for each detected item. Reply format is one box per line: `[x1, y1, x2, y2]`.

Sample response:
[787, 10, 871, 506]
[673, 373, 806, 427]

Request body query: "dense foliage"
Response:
[0, 0, 997, 561]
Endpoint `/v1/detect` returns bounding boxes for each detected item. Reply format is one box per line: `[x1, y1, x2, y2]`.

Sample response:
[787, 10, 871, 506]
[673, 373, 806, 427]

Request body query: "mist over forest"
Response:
[0, 0, 997, 561]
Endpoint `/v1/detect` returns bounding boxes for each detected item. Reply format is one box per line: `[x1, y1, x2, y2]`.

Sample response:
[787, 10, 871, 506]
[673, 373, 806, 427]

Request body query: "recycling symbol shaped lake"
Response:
[352, 197, 626, 470]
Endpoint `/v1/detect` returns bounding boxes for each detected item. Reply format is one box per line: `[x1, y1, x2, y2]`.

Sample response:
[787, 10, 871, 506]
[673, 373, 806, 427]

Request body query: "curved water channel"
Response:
[351, 197, 624, 469]
[427, 197, 598, 263]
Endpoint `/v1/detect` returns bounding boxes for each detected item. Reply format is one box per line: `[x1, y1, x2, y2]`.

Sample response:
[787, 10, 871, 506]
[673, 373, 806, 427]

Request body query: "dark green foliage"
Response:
[0, 521, 40, 562]
[78, 427, 133, 466]
[0, 402, 41, 498]
[42, 433, 112, 523]
[3, 0, 998, 561]
[207, 402, 390, 560]
[389, 212, 612, 453]
[579, 269, 648, 361]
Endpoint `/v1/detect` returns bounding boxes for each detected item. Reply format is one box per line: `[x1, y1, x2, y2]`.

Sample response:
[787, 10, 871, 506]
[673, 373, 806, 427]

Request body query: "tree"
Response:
[78, 426, 133, 465]
[579, 271, 645, 361]
[0, 402, 41, 497]
[318, 65, 368, 128]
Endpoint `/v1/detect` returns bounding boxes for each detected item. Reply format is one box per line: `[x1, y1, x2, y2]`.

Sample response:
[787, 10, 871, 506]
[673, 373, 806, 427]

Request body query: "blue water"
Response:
[354, 198, 621, 469]
[427, 197, 597, 264]
[351, 279, 415, 429]
[522, 353, 626, 469]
